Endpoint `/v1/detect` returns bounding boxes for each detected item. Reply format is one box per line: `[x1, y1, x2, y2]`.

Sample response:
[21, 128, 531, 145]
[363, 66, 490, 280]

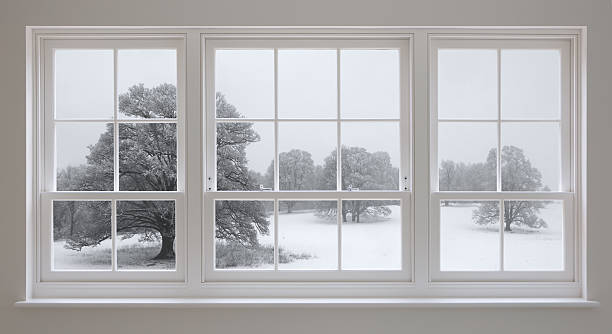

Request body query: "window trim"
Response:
[38, 37, 187, 282]
[203, 37, 413, 282]
[428, 36, 578, 282]
[24, 27, 586, 300]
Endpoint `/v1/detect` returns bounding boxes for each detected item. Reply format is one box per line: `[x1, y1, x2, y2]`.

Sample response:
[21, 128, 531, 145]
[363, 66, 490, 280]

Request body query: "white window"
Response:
[27, 28, 585, 300]
[203, 39, 412, 281]
[430, 38, 575, 282]
[39, 38, 186, 281]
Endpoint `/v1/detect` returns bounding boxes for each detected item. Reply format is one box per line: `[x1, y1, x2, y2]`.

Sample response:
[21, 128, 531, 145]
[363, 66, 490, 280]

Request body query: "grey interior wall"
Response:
[1, 0, 611, 333]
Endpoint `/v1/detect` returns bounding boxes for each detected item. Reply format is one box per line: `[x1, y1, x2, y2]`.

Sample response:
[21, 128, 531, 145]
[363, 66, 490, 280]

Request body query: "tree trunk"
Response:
[154, 235, 175, 260]
[504, 218, 512, 232]
[68, 202, 75, 236]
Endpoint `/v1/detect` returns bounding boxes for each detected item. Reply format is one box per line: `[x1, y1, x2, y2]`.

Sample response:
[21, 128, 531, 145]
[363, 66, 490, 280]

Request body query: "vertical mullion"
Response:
[274, 199, 279, 270]
[337, 199, 342, 270]
[336, 49, 342, 192]
[111, 199, 117, 271]
[499, 199, 504, 271]
[273, 49, 279, 270]
[496, 49, 504, 271]
[496, 48, 502, 193]
[113, 48, 119, 192]
[336, 49, 342, 270]
[112, 49, 119, 271]
[274, 49, 279, 192]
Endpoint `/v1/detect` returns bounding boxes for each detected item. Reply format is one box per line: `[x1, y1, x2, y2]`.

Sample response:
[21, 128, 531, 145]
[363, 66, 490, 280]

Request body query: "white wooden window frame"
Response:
[39, 37, 187, 282]
[429, 37, 577, 282]
[203, 38, 413, 282]
[25, 27, 586, 300]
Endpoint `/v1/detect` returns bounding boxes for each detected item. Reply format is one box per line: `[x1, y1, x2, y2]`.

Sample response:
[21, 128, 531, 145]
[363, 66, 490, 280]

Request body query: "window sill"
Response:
[15, 298, 599, 308]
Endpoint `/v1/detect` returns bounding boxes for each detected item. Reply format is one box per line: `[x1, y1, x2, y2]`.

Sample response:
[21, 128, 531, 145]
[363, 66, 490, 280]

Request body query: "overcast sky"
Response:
[55, 47, 562, 190]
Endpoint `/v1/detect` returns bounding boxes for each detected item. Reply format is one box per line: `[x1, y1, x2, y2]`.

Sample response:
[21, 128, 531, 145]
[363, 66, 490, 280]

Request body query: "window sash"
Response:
[204, 38, 412, 193]
[203, 38, 412, 281]
[429, 37, 576, 282]
[40, 37, 187, 282]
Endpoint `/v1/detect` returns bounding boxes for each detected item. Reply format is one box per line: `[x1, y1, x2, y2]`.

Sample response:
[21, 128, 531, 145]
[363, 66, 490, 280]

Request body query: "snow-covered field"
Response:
[54, 234, 175, 270]
[229, 206, 402, 270]
[440, 202, 563, 271]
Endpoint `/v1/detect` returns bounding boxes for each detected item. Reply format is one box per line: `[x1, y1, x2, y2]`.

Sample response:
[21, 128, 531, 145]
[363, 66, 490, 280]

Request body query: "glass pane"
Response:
[278, 50, 337, 119]
[53, 201, 111, 270]
[341, 200, 401, 270]
[341, 122, 400, 190]
[56, 123, 113, 191]
[54, 49, 113, 119]
[278, 201, 337, 270]
[503, 200, 564, 271]
[117, 201, 176, 270]
[438, 49, 498, 120]
[215, 50, 274, 119]
[217, 122, 274, 191]
[438, 122, 497, 191]
[278, 122, 336, 190]
[119, 123, 177, 191]
[501, 123, 560, 191]
[117, 49, 177, 119]
[340, 50, 399, 119]
[215, 201, 274, 270]
[440, 201, 500, 271]
[501, 49, 561, 120]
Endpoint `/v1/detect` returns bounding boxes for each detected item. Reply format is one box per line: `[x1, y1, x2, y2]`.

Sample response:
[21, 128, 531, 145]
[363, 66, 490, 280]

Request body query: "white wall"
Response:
[1, 0, 611, 333]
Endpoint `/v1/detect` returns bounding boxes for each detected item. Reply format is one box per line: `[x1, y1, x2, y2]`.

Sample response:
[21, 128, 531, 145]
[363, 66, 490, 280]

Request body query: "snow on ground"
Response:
[54, 234, 175, 270]
[276, 206, 401, 270]
[440, 202, 563, 271]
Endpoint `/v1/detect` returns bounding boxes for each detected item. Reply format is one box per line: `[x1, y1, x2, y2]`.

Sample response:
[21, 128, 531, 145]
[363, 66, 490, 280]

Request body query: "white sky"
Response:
[55, 47, 562, 190]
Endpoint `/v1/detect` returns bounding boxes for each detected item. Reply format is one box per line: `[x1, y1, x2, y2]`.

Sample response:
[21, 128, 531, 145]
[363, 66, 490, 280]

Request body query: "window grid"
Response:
[430, 39, 574, 282]
[40, 38, 185, 282]
[205, 39, 411, 281]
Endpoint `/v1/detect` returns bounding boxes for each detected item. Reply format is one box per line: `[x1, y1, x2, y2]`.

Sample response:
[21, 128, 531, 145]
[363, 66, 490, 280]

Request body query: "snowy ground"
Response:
[53, 234, 175, 270]
[219, 205, 402, 270]
[440, 202, 563, 271]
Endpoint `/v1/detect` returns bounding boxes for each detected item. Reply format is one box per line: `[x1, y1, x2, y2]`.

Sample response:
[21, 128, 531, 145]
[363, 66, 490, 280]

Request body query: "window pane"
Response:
[441, 201, 500, 271]
[53, 201, 112, 270]
[217, 122, 274, 191]
[215, 201, 274, 270]
[117, 49, 177, 119]
[119, 123, 177, 191]
[341, 122, 399, 190]
[54, 49, 114, 120]
[341, 50, 399, 119]
[341, 200, 401, 270]
[117, 201, 176, 270]
[278, 201, 337, 270]
[278, 122, 336, 191]
[501, 123, 560, 191]
[438, 49, 497, 120]
[503, 200, 564, 271]
[56, 123, 113, 191]
[215, 50, 274, 119]
[278, 50, 337, 119]
[438, 122, 497, 191]
[501, 49, 561, 120]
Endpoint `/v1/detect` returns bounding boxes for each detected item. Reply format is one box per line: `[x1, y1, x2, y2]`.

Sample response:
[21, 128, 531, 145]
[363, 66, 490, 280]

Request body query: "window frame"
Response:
[25, 27, 586, 300]
[203, 37, 413, 282]
[38, 37, 187, 282]
[429, 37, 577, 282]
